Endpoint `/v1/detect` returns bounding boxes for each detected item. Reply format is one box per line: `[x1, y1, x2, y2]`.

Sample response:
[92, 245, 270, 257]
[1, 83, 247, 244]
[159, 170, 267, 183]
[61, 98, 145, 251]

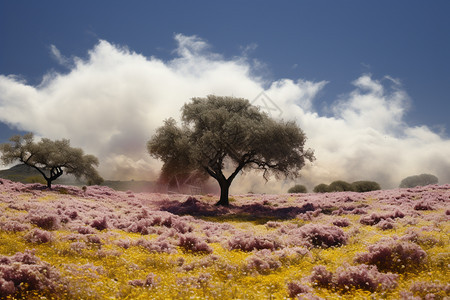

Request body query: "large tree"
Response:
[148, 95, 315, 206]
[0, 133, 103, 188]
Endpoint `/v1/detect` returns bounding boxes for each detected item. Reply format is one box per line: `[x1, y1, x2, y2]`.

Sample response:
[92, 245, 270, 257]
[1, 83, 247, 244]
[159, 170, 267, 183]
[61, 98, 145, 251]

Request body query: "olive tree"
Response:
[148, 95, 315, 206]
[399, 174, 438, 188]
[0, 133, 103, 189]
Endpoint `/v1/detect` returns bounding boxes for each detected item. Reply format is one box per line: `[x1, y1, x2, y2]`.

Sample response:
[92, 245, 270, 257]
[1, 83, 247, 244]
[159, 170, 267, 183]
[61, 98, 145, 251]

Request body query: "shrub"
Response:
[313, 183, 329, 193]
[178, 234, 213, 254]
[246, 250, 282, 274]
[333, 264, 398, 292]
[327, 180, 354, 192]
[0, 250, 61, 296]
[360, 210, 404, 226]
[286, 281, 312, 298]
[91, 217, 108, 231]
[288, 184, 308, 193]
[332, 218, 351, 227]
[351, 181, 381, 192]
[24, 228, 55, 244]
[355, 239, 427, 273]
[29, 213, 60, 230]
[298, 224, 348, 248]
[310, 264, 398, 292]
[228, 233, 282, 252]
[399, 174, 438, 188]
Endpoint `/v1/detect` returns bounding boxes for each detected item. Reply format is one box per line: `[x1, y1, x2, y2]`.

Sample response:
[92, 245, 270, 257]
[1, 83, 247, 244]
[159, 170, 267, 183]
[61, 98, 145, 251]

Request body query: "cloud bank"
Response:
[0, 34, 449, 193]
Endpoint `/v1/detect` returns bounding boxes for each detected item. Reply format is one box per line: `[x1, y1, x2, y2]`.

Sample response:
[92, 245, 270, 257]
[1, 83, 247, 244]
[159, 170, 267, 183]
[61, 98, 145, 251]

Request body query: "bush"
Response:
[327, 180, 354, 192]
[298, 224, 348, 248]
[313, 183, 329, 193]
[310, 264, 398, 292]
[351, 181, 381, 192]
[178, 234, 213, 254]
[29, 213, 60, 231]
[228, 233, 282, 252]
[399, 174, 438, 188]
[288, 184, 308, 193]
[286, 281, 312, 298]
[355, 239, 427, 273]
[0, 250, 61, 296]
[24, 228, 55, 244]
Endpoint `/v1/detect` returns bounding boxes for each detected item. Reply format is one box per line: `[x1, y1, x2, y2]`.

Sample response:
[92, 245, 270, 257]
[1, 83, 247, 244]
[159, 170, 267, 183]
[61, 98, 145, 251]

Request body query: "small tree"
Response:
[313, 183, 329, 193]
[399, 174, 438, 188]
[327, 180, 353, 192]
[0, 133, 103, 189]
[351, 181, 381, 192]
[288, 184, 308, 193]
[148, 95, 315, 206]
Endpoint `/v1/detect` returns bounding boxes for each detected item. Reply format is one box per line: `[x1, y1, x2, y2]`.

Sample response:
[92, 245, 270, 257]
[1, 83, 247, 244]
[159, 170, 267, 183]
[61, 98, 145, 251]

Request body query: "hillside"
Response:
[0, 179, 448, 299]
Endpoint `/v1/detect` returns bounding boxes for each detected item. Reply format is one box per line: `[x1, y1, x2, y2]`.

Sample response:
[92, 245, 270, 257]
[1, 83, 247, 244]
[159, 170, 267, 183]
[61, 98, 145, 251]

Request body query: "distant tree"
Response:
[148, 95, 315, 206]
[313, 183, 329, 193]
[351, 181, 381, 192]
[288, 184, 308, 193]
[327, 180, 354, 192]
[399, 174, 438, 188]
[0, 133, 103, 189]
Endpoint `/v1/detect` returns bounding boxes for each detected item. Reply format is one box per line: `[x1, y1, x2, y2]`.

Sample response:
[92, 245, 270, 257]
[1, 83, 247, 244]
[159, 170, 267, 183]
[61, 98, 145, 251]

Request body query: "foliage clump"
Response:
[0, 250, 61, 296]
[310, 264, 398, 292]
[351, 180, 381, 192]
[399, 173, 438, 188]
[354, 238, 427, 273]
[288, 184, 308, 193]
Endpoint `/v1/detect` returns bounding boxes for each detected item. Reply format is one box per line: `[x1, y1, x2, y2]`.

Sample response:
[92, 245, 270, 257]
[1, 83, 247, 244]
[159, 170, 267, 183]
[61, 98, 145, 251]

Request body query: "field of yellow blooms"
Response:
[0, 179, 448, 299]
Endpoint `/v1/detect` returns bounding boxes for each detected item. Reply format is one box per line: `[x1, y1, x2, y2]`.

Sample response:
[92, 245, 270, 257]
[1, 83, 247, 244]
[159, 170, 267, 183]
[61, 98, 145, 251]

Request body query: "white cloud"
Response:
[0, 34, 449, 193]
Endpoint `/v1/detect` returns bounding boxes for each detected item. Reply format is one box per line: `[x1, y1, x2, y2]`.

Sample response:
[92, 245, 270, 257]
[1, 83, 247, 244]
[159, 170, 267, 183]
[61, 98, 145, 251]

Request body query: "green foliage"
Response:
[0, 133, 103, 188]
[399, 174, 438, 188]
[351, 181, 381, 192]
[287, 184, 307, 193]
[327, 180, 353, 192]
[313, 183, 329, 193]
[148, 95, 315, 205]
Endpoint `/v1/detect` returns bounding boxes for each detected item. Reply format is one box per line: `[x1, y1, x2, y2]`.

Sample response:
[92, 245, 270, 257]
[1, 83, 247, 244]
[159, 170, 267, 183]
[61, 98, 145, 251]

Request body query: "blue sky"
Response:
[0, 1, 449, 191]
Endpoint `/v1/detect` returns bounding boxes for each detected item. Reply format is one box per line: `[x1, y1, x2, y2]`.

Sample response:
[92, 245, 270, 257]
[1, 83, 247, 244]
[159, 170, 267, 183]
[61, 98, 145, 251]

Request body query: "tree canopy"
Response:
[148, 95, 315, 206]
[0, 133, 103, 188]
[399, 174, 438, 188]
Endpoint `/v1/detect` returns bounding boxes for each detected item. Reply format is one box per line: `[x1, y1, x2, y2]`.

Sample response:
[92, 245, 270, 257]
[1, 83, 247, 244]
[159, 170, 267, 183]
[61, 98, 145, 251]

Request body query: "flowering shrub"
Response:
[310, 264, 398, 292]
[24, 228, 55, 243]
[178, 234, 213, 254]
[360, 210, 404, 225]
[227, 233, 283, 251]
[29, 213, 60, 230]
[0, 250, 61, 296]
[286, 280, 312, 298]
[355, 238, 427, 272]
[296, 224, 348, 248]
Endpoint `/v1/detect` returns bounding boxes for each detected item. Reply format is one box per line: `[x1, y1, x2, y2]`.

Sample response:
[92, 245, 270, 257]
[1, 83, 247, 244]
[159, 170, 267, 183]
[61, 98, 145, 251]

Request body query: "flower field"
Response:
[0, 179, 448, 299]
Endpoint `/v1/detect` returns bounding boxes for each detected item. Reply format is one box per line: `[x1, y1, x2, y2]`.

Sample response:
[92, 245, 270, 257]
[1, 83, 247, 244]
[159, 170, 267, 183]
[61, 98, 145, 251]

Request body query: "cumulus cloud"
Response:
[0, 34, 449, 193]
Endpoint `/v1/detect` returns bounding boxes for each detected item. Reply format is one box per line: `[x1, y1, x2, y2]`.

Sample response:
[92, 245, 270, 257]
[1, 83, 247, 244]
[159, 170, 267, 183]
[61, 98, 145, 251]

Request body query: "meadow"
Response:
[0, 179, 448, 299]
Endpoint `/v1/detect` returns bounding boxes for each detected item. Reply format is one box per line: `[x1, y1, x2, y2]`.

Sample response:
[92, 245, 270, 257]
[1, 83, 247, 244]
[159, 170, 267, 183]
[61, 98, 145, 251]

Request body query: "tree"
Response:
[327, 180, 354, 192]
[351, 181, 381, 192]
[288, 184, 308, 193]
[0, 133, 103, 189]
[313, 183, 329, 193]
[399, 174, 438, 188]
[148, 95, 315, 206]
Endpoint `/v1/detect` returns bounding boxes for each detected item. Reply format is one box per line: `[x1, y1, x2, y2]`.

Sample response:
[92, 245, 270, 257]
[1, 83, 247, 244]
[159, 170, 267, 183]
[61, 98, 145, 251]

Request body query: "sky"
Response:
[0, 1, 449, 193]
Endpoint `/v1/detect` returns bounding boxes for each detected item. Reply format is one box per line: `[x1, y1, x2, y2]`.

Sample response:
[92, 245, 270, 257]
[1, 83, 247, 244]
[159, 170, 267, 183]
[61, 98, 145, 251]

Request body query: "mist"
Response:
[0, 34, 449, 194]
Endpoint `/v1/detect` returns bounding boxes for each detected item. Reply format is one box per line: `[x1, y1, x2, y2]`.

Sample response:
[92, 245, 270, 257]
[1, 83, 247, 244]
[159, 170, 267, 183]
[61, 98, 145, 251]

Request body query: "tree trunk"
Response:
[46, 179, 52, 189]
[215, 180, 230, 206]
